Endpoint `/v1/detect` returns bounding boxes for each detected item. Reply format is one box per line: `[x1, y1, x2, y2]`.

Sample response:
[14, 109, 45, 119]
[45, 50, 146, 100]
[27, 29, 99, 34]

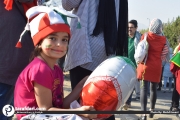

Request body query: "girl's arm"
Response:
[62, 0, 82, 11]
[63, 76, 89, 108]
[34, 81, 96, 119]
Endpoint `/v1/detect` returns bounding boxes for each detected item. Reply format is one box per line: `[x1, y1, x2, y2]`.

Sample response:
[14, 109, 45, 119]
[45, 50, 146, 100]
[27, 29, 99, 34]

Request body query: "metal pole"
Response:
[147, 18, 150, 26]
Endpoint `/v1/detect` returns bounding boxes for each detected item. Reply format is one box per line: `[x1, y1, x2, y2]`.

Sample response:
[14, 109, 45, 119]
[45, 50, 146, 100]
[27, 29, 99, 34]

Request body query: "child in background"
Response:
[162, 48, 174, 93]
[14, 6, 96, 120]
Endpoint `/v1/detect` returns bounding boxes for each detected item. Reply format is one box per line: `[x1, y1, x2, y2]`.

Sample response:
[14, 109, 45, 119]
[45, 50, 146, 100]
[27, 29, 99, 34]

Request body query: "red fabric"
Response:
[4, 0, 13, 10]
[161, 44, 169, 61]
[4, 0, 37, 12]
[137, 32, 166, 82]
[21, 1, 37, 13]
[15, 41, 22, 48]
[178, 45, 180, 51]
[33, 23, 70, 46]
[14, 57, 64, 119]
[170, 62, 180, 94]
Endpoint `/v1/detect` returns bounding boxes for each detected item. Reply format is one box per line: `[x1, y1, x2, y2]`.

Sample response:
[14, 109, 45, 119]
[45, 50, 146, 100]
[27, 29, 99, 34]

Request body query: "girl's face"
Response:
[40, 32, 69, 59]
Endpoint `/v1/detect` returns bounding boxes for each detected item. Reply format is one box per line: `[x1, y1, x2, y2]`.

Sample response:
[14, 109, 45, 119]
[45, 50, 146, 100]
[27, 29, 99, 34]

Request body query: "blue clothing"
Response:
[163, 76, 173, 90]
[126, 92, 133, 104]
[0, 83, 14, 120]
[162, 54, 173, 78]
[162, 54, 174, 90]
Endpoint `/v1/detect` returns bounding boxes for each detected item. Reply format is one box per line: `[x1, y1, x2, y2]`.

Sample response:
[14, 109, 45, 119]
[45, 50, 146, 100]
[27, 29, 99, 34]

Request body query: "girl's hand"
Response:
[78, 106, 97, 119]
[63, 76, 89, 108]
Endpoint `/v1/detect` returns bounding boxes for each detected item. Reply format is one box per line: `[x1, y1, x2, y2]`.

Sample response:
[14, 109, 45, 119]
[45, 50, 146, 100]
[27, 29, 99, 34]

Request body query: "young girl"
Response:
[14, 6, 96, 120]
[162, 48, 174, 92]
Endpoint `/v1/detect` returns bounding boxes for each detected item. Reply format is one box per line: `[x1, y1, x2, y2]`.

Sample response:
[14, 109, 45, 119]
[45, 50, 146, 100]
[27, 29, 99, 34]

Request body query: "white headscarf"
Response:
[149, 18, 163, 34]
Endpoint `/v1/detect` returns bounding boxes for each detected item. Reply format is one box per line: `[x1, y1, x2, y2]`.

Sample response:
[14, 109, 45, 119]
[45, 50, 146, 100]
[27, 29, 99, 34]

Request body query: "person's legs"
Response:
[0, 82, 14, 120]
[171, 76, 179, 109]
[106, 115, 115, 120]
[157, 67, 163, 91]
[149, 82, 157, 110]
[58, 55, 66, 70]
[163, 76, 168, 92]
[147, 82, 150, 96]
[135, 81, 140, 99]
[126, 92, 133, 105]
[168, 77, 173, 92]
[149, 82, 157, 118]
[139, 80, 148, 120]
[148, 82, 150, 95]
[140, 80, 148, 111]
[69, 66, 92, 90]
[122, 91, 133, 110]
[170, 76, 180, 118]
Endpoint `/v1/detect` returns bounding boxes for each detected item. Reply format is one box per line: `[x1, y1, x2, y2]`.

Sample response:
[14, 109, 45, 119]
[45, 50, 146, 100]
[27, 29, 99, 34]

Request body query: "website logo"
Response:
[2, 105, 15, 117]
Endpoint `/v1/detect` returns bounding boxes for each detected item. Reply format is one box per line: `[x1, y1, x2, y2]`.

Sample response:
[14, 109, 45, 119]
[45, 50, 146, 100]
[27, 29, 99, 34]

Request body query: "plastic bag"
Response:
[134, 33, 149, 64]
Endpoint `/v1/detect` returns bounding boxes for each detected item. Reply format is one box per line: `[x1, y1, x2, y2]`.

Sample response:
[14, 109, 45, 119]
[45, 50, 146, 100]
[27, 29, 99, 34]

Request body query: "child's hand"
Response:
[78, 106, 97, 119]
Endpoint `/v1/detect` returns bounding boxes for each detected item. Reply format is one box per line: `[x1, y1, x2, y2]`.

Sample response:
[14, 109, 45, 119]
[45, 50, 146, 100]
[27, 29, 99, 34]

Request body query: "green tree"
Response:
[164, 16, 180, 49]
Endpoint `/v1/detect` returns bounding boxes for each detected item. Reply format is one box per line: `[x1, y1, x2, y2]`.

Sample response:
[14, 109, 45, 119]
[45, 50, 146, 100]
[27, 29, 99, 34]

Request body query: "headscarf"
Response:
[149, 18, 163, 34]
[149, 18, 171, 63]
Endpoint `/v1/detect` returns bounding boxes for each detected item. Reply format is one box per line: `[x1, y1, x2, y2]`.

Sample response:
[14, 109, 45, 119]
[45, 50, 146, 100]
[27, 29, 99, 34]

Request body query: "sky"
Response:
[128, 0, 180, 30]
[56, 0, 180, 30]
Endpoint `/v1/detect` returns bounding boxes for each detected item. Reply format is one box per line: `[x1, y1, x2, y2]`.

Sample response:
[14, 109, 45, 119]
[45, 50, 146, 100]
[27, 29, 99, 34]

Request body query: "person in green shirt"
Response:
[122, 20, 141, 110]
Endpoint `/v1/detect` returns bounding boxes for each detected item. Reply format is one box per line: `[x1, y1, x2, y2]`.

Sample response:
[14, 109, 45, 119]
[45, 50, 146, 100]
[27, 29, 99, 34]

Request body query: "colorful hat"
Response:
[16, 6, 80, 48]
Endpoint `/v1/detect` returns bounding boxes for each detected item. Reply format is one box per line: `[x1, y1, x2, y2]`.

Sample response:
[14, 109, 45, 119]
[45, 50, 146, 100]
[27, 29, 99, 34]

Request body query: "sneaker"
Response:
[170, 107, 179, 111]
[149, 113, 154, 118]
[122, 104, 131, 110]
[138, 115, 147, 120]
[149, 109, 155, 118]
[157, 87, 161, 91]
[170, 107, 180, 118]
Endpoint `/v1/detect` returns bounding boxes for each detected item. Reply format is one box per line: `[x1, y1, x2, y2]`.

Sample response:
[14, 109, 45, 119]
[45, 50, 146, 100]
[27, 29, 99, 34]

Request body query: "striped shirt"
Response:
[161, 44, 169, 62]
[62, 0, 119, 71]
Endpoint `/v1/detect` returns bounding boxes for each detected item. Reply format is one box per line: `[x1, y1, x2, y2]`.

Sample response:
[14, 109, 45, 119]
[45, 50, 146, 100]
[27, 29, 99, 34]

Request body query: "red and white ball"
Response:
[80, 56, 137, 119]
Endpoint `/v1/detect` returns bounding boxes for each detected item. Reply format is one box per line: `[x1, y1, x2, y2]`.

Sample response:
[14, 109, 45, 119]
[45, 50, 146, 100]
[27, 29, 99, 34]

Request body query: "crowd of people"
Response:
[0, 0, 180, 120]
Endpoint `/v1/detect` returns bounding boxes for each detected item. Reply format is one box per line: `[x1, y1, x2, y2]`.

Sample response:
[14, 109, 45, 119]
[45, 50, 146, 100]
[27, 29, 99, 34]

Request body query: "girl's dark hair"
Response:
[29, 45, 42, 62]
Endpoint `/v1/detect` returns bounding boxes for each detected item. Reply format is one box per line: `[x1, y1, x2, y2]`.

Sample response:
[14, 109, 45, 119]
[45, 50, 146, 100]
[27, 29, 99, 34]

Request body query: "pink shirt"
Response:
[14, 57, 64, 119]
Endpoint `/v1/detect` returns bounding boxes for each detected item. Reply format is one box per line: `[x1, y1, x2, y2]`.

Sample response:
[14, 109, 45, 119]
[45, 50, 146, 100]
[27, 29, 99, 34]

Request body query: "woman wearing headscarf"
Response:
[137, 18, 167, 120]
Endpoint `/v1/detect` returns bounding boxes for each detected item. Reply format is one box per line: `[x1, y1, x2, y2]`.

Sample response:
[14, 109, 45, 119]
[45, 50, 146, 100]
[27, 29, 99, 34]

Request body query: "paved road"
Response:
[117, 89, 180, 120]
[63, 78, 180, 120]
[12, 76, 179, 120]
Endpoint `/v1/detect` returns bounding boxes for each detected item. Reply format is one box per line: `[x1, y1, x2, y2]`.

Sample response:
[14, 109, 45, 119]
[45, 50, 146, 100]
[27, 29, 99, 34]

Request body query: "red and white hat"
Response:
[16, 6, 79, 48]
